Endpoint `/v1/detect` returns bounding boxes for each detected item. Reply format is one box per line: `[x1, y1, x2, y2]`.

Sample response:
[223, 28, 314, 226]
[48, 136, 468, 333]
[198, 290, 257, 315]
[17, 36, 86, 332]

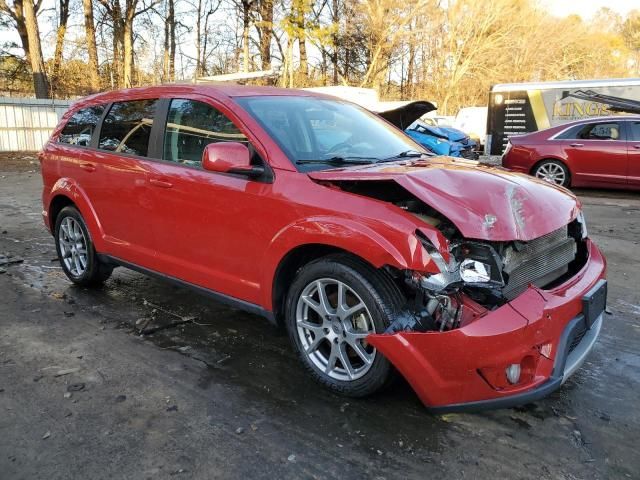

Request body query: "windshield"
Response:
[235, 95, 428, 172]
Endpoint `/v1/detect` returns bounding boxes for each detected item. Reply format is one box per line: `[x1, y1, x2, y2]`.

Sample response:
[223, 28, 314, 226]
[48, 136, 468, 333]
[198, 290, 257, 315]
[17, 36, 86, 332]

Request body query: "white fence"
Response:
[0, 98, 72, 152]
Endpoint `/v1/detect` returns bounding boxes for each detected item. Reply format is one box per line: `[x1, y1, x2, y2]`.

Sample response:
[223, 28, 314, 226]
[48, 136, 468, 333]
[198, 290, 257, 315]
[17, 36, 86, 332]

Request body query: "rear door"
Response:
[561, 121, 627, 187]
[48, 104, 107, 213]
[624, 119, 640, 187]
[92, 98, 160, 266]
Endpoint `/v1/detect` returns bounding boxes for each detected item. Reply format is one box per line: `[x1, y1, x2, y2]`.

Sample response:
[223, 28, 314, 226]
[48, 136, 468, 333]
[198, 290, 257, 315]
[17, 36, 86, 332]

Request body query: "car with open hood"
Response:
[378, 101, 478, 159]
[40, 85, 607, 412]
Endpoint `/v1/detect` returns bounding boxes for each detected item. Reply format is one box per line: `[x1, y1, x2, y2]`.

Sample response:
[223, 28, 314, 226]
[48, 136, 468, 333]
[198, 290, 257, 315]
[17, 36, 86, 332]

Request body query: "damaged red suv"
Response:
[40, 85, 607, 412]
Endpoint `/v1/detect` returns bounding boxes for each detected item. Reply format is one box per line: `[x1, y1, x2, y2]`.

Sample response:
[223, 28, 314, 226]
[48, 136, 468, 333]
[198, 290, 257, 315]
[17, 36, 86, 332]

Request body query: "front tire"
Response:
[54, 206, 112, 286]
[533, 160, 570, 187]
[285, 254, 403, 397]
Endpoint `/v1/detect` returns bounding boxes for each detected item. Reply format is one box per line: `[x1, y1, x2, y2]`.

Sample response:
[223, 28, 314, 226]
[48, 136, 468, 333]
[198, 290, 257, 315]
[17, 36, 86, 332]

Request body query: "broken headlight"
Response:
[576, 210, 588, 239]
[459, 259, 492, 283]
[417, 235, 504, 291]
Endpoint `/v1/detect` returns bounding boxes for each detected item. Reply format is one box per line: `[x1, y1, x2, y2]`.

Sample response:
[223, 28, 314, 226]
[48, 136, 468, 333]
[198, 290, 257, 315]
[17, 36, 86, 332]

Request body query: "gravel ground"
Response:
[1, 154, 639, 479]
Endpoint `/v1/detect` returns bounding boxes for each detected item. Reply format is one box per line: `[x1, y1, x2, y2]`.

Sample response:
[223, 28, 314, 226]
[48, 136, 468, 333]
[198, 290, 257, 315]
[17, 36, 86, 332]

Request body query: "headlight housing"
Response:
[576, 210, 588, 239]
[459, 259, 492, 283]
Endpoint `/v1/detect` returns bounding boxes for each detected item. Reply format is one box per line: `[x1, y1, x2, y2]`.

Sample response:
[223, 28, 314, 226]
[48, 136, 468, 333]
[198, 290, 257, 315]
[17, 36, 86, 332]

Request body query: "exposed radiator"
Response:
[502, 226, 577, 300]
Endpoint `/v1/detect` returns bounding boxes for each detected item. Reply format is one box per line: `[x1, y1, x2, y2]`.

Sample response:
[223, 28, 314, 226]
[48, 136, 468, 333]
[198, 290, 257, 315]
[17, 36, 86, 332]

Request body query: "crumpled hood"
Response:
[308, 157, 581, 242]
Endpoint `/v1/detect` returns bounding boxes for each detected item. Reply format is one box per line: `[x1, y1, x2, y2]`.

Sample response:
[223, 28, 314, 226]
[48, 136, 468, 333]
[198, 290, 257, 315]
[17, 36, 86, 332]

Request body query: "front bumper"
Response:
[367, 239, 606, 412]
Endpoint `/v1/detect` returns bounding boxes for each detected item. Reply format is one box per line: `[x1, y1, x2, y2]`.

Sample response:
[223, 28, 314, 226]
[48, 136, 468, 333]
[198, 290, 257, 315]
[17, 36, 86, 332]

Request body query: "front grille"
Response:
[502, 226, 577, 300]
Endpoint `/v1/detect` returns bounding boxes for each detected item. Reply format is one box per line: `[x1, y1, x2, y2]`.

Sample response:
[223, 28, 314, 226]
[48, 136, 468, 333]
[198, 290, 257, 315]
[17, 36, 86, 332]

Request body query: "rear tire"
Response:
[533, 160, 570, 187]
[54, 206, 112, 287]
[285, 254, 404, 397]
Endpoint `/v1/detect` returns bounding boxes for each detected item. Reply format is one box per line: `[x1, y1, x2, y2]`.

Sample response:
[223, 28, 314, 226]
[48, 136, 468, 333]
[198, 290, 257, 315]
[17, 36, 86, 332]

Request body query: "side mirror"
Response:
[202, 142, 264, 178]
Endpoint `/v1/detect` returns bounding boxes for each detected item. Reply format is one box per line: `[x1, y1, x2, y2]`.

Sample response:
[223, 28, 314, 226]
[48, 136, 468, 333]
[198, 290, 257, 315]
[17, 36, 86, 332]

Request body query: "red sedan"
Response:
[502, 116, 640, 190]
[40, 85, 606, 412]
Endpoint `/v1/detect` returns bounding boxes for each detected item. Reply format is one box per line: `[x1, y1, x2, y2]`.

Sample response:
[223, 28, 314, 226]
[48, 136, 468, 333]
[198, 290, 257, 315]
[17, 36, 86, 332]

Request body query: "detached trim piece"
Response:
[429, 312, 604, 414]
[99, 254, 275, 323]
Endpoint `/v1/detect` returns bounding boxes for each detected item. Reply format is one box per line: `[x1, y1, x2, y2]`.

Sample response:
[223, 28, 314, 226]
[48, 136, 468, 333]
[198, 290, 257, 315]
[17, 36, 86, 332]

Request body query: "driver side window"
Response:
[163, 99, 247, 167]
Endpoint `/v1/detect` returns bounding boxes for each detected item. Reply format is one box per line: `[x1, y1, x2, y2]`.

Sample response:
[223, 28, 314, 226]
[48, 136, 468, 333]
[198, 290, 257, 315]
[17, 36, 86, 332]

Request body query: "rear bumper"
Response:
[367, 239, 606, 411]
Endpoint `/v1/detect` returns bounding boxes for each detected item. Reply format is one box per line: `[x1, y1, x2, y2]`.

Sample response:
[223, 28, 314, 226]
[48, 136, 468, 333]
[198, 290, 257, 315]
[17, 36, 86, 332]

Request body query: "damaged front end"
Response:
[386, 212, 589, 334]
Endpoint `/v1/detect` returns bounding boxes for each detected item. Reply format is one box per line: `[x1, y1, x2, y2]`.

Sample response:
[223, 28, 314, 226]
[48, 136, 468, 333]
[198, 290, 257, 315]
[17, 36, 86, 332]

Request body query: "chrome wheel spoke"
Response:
[348, 338, 373, 365]
[325, 344, 338, 374]
[337, 343, 355, 379]
[296, 277, 377, 381]
[316, 280, 334, 315]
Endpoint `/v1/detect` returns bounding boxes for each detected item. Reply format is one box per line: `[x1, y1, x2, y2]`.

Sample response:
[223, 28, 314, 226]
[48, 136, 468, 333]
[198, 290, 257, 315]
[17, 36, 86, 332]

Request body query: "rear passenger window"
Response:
[98, 99, 158, 157]
[163, 99, 247, 166]
[58, 105, 105, 146]
[573, 122, 621, 141]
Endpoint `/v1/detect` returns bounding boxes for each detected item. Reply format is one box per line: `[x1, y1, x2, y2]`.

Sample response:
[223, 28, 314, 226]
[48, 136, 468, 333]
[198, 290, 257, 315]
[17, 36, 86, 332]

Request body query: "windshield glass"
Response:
[235, 95, 428, 172]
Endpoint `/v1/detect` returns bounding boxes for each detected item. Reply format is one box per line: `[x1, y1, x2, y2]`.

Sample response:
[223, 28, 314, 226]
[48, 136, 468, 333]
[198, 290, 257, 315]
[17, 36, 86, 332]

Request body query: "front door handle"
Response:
[79, 162, 96, 172]
[149, 178, 173, 189]
[633, 145, 640, 149]
[570, 143, 583, 147]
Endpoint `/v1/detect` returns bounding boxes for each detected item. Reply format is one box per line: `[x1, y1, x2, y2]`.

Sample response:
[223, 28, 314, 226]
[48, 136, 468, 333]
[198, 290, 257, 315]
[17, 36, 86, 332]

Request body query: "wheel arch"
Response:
[47, 179, 106, 250]
[270, 244, 405, 327]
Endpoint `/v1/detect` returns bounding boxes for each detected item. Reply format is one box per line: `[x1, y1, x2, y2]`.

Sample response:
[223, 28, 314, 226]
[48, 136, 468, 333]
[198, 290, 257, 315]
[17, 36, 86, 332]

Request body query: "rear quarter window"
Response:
[58, 105, 105, 146]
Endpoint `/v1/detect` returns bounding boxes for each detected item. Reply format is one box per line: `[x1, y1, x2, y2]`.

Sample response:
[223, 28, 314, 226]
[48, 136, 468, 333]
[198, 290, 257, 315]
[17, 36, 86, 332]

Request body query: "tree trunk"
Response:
[294, 0, 306, 78]
[111, 2, 123, 87]
[242, 0, 251, 72]
[82, 0, 100, 91]
[23, 0, 49, 98]
[195, 0, 202, 76]
[122, 0, 136, 88]
[168, 0, 175, 80]
[258, 0, 272, 69]
[52, 0, 70, 90]
[331, 0, 338, 84]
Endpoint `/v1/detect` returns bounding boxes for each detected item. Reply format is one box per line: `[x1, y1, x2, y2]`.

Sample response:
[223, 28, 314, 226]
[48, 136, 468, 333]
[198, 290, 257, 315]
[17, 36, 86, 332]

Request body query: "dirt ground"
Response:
[1, 154, 639, 480]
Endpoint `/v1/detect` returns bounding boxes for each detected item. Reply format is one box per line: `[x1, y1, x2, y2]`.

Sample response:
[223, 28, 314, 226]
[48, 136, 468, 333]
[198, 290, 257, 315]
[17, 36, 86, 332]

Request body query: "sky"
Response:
[546, 0, 640, 20]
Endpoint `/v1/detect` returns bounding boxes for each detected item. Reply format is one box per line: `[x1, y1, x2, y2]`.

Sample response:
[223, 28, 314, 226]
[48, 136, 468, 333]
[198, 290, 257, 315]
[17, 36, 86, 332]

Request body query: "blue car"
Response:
[405, 122, 479, 159]
[378, 101, 479, 159]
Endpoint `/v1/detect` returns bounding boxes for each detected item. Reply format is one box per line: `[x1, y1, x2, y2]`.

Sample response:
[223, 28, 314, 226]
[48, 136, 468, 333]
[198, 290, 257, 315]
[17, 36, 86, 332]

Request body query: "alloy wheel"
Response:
[58, 217, 88, 277]
[535, 162, 566, 185]
[295, 278, 376, 381]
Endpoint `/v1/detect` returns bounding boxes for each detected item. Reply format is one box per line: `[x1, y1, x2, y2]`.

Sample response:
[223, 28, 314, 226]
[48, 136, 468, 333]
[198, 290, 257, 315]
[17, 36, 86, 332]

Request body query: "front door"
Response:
[561, 120, 627, 187]
[146, 97, 275, 305]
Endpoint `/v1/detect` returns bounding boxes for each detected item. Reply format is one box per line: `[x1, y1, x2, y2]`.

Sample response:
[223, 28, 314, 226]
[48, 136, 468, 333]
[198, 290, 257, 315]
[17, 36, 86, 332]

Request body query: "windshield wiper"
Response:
[378, 150, 428, 162]
[296, 156, 379, 165]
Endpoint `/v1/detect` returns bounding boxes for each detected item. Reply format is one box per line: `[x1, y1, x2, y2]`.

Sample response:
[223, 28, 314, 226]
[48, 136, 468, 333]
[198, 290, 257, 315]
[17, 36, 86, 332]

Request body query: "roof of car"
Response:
[549, 115, 640, 129]
[73, 83, 333, 108]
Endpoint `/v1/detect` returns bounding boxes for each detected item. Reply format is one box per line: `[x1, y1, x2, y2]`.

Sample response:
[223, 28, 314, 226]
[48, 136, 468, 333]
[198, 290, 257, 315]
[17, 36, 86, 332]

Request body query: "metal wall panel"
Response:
[0, 98, 72, 151]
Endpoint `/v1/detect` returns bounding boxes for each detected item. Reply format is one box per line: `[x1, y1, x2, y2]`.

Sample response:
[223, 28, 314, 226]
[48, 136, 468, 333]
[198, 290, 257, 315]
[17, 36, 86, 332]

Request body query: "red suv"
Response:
[41, 85, 607, 412]
[502, 116, 640, 189]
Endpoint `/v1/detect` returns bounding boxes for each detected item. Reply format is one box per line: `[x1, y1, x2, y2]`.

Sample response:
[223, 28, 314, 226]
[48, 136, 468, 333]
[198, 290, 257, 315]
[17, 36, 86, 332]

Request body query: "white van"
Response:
[454, 107, 488, 147]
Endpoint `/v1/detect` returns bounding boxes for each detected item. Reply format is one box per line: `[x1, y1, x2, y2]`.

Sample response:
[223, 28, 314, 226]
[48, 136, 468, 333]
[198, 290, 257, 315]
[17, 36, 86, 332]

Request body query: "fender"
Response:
[47, 178, 107, 251]
[260, 215, 439, 310]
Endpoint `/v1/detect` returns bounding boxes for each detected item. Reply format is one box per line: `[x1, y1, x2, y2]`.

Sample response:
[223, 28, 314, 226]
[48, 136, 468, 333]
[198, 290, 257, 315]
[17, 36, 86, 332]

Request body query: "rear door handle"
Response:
[149, 178, 173, 189]
[570, 143, 583, 147]
[79, 162, 96, 172]
[633, 145, 640, 149]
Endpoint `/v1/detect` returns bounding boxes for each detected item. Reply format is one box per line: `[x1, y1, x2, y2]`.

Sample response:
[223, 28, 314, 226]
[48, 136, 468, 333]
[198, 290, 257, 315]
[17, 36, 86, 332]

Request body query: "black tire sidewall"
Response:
[54, 206, 102, 285]
[285, 257, 395, 396]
